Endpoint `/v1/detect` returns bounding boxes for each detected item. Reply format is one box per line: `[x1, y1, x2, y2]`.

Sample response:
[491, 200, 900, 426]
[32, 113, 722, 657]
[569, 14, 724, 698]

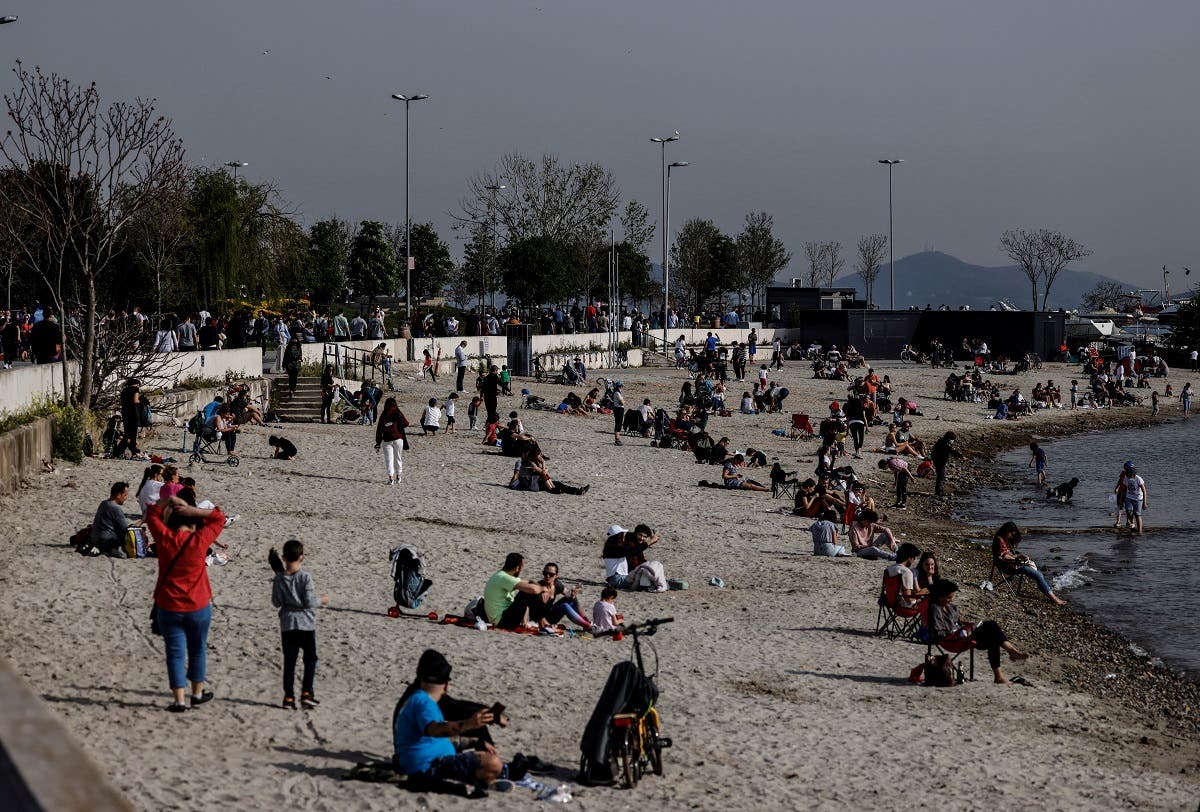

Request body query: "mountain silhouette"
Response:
[814, 250, 1133, 311]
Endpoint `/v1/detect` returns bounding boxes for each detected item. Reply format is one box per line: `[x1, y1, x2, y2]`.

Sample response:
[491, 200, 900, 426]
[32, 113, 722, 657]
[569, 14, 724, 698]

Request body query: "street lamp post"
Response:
[391, 92, 429, 320]
[483, 184, 505, 318]
[665, 160, 688, 337]
[651, 131, 679, 348]
[878, 158, 903, 310]
[224, 160, 247, 181]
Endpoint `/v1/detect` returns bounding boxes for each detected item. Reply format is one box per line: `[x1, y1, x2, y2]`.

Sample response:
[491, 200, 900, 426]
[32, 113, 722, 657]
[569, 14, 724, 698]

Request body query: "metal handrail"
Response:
[321, 342, 385, 383]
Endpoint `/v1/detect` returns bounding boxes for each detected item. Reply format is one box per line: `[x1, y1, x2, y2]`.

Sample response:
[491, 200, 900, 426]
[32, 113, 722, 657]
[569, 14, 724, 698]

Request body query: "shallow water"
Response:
[957, 418, 1200, 677]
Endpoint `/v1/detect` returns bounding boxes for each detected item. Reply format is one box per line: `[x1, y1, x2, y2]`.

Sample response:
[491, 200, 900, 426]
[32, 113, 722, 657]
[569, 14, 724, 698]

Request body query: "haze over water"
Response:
[957, 419, 1200, 677]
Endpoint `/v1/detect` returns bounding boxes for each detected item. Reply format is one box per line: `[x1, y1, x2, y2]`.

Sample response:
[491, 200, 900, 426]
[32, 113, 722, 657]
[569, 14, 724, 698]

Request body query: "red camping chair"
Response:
[789, 413, 816, 439]
[875, 573, 924, 640]
[923, 600, 976, 681]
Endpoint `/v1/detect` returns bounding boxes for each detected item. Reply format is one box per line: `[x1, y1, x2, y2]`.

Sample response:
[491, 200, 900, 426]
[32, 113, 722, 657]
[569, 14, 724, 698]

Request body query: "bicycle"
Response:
[602, 617, 674, 788]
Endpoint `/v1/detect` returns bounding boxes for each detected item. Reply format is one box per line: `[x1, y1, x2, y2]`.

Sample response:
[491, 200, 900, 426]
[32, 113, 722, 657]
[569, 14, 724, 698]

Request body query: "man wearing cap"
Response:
[392, 649, 512, 791]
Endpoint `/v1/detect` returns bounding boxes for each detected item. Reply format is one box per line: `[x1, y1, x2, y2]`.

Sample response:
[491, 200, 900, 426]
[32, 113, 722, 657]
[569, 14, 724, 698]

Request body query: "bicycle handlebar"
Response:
[596, 617, 674, 637]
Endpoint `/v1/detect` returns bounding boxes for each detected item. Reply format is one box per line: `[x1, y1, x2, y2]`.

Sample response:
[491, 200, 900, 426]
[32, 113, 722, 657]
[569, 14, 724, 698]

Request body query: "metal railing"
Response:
[321, 342, 386, 383]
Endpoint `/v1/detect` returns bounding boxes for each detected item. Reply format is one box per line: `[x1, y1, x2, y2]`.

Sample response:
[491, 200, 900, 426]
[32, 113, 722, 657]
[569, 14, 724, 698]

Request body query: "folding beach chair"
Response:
[875, 573, 924, 640]
[789, 413, 815, 440]
[988, 559, 1027, 598]
[770, 466, 798, 501]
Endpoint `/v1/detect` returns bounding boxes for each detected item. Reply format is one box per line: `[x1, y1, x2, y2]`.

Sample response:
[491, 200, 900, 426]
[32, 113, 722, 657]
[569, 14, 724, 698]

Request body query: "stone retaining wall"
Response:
[0, 416, 53, 496]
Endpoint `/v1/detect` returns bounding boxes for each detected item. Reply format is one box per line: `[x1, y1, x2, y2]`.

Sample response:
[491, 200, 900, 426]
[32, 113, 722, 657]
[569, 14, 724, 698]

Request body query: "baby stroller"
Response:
[187, 411, 240, 467]
[335, 386, 362, 423]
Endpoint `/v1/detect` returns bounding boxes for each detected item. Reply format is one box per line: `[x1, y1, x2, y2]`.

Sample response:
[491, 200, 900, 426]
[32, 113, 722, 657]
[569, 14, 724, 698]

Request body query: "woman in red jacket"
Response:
[146, 494, 227, 712]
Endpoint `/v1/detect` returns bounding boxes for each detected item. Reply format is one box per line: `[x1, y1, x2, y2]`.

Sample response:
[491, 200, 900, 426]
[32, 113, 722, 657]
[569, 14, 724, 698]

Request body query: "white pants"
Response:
[381, 439, 403, 481]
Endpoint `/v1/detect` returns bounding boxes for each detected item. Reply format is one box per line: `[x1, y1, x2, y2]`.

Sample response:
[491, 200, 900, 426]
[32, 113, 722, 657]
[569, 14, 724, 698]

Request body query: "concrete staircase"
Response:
[273, 377, 325, 423]
[640, 348, 671, 368]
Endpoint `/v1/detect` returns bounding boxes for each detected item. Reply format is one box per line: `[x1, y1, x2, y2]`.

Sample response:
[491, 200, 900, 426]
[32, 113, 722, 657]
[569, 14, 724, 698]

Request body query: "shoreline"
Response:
[891, 407, 1200, 729]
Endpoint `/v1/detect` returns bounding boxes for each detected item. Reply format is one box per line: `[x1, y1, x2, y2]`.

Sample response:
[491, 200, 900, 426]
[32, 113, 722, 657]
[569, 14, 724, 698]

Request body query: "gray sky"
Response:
[3, 0, 1197, 288]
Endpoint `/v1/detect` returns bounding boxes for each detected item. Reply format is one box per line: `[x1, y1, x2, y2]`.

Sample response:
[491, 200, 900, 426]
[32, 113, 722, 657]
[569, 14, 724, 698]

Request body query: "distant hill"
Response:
[820, 250, 1135, 311]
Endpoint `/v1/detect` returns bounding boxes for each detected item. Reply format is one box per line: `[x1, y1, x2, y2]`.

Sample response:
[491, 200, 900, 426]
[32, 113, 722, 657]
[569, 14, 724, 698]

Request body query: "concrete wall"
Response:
[150, 379, 272, 422]
[0, 363, 78, 415]
[0, 416, 53, 496]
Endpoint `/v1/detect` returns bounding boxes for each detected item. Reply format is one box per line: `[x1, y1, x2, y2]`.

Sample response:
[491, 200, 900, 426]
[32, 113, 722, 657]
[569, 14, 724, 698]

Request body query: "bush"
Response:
[0, 400, 88, 463]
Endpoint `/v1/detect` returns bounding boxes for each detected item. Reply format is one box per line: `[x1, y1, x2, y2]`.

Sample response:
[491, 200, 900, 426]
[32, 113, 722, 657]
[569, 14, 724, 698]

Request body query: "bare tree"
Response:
[0, 62, 187, 406]
[456, 152, 619, 245]
[130, 173, 189, 318]
[1080, 280, 1128, 312]
[1000, 228, 1042, 311]
[803, 241, 825, 287]
[619, 199, 655, 254]
[821, 240, 845, 287]
[66, 313, 195, 414]
[1001, 227, 1091, 311]
[1038, 231, 1091, 310]
[736, 211, 791, 309]
[855, 233, 888, 306]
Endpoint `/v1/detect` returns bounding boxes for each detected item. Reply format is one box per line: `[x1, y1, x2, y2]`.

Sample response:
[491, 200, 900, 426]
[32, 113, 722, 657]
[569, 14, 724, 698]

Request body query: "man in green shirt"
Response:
[333, 311, 350, 342]
[483, 553, 548, 630]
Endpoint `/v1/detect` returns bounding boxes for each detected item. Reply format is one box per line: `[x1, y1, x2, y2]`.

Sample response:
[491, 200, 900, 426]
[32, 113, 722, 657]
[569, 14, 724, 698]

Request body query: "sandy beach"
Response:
[2, 358, 1198, 810]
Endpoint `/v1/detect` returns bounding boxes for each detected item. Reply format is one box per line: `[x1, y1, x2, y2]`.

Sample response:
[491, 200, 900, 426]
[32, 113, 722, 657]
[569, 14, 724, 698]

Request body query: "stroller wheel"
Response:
[227, 456, 240, 467]
[188, 453, 200, 466]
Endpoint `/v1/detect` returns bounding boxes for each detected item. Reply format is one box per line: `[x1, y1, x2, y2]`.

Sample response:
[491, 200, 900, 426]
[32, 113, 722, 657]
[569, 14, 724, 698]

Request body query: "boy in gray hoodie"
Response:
[271, 540, 324, 709]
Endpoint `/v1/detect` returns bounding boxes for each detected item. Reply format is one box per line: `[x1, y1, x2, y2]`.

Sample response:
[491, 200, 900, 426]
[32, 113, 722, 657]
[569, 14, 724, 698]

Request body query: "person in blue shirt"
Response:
[392, 650, 505, 789]
[202, 395, 224, 421]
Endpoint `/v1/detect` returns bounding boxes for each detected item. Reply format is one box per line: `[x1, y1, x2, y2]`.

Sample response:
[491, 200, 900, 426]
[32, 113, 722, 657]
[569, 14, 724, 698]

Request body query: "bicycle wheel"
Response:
[610, 727, 638, 789]
[646, 717, 664, 777]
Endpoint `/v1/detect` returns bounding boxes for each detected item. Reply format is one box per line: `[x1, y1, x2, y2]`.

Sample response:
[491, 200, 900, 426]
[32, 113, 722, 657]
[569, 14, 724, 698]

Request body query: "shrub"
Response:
[0, 400, 88, 463]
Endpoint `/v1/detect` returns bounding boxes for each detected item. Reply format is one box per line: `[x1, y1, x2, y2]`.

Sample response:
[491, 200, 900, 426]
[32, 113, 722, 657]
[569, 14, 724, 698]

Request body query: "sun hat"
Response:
[606, 524, 628, 537]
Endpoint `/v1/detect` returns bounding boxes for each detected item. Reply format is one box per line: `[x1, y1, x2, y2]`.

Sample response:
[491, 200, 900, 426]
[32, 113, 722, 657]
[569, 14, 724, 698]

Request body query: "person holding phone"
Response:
[392, 650, 538, 792]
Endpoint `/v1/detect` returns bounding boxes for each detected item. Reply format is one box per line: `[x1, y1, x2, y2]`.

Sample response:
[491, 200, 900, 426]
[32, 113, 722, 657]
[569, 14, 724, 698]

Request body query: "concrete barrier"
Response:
[0, 656, 134, 811]
[0, 363, 78, 415]
[0, 416, 53, 496]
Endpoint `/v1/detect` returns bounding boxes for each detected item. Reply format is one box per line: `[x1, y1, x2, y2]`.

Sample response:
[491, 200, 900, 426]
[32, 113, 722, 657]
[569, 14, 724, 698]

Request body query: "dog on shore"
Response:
[1046, 477, 1080, 503]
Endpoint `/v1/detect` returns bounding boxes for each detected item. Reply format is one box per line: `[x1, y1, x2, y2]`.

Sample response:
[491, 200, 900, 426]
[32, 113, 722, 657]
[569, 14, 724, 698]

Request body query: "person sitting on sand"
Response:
[268, 435, 297, 460]
[794, 478, 839, 518]
[87, 481, 133, 557]
[928, 580, 1030, 684]
[884, 543, 927, 609]
[810, 508, 849, 557]
[721, 454, 770, 491]
[894, 421, 925, 456]
[508, 448, 589, 495]
[602, 524, 669, 592]
[529, 562, 592, 630]
[848, 509, 898, 560]
[482, 553, 552, 629]
[592, 587, 622, 633]
[992, 521, 1068, 606]
[392, 649, 532, 794]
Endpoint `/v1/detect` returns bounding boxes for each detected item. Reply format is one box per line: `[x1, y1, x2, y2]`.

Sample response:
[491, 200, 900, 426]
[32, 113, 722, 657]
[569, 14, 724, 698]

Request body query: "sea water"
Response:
[957, 418, 1200, 678]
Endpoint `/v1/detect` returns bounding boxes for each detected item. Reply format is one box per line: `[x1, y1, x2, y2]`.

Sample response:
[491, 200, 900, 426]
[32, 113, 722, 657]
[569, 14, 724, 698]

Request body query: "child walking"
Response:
[444, 392, 459, 434]
[270, 540, 325, 709]
[1028, 442, 1048, 485]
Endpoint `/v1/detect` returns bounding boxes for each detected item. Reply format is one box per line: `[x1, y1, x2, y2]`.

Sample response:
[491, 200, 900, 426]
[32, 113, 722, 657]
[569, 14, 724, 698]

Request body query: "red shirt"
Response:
[146, 505, 226, 613]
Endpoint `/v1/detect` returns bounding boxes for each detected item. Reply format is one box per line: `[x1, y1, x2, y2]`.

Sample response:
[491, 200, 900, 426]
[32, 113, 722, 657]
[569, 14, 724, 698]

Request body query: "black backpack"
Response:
[390, 545, 432, 609]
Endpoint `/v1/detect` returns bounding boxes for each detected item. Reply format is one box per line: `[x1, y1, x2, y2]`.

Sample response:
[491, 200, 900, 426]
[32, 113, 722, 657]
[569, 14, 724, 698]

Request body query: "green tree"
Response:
[408, 222, 454, 301]
[308, 218, 352, 307]
[1167, 287, 1200, 356]
[347, 220, 397, 302]
[736, 211, 791, 309]
[500, 235, 580, 306]
[460, 220, 496, 311]
[186, 168, 240, 307]
[670, 218, 734, 313]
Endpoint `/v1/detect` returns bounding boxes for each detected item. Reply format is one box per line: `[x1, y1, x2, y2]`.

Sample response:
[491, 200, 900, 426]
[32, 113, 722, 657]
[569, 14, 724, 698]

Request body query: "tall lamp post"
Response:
[878, 158, 903, 310]
[483, 184, 505, 318]
[665, 160, 688, 334]
[651, 131, 679, 346]
[224, 160, 247, 181]
[391, 92, 429, 320]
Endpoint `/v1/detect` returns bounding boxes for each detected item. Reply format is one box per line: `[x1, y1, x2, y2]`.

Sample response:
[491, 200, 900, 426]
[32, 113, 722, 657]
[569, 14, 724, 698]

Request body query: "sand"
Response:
[1, 358, 1198, 810]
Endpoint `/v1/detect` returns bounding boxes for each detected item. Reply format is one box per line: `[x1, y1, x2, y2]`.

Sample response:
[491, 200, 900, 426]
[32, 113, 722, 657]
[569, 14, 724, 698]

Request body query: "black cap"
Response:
[416, 649, 452, 684]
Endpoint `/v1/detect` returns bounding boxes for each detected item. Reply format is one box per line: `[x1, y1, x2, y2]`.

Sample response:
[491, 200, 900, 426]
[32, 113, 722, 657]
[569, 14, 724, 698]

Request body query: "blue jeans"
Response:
[1021, 565, 1055, 596]
[158, 603, 212, 689]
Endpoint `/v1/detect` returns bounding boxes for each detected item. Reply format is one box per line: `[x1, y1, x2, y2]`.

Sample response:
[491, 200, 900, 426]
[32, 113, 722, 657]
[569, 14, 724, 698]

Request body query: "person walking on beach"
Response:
[770, 335, 783, 370]
[1182, 382, 1193, 418]
[375, 397, 409, 484]
[270, 539, 326, 709]
[611, 381, 626, 446]
[1119, 462, 1149, 536]
[479, 364, 502, 424]
[1028, 442, 1048, 485]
